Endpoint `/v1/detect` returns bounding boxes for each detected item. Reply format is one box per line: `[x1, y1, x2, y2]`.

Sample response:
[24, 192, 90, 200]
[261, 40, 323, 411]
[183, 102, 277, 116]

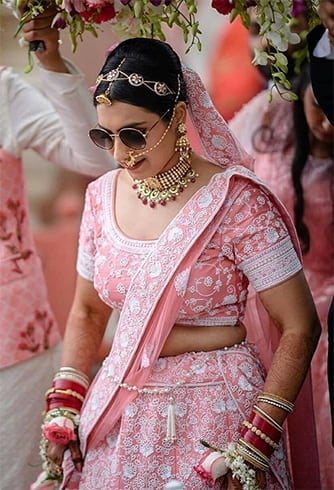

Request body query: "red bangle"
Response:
[248, 412, 281, 443]
[46, 391, 83, 402]
[52, 379, 87, 397]
[46, 392, 82, 404]
[46, 394, 82, 412]
[240, 427, 275, 458]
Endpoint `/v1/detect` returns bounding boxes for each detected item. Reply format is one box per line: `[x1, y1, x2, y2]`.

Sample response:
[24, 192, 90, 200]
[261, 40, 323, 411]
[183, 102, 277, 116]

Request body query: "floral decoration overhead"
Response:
[0, 0, 321, 94]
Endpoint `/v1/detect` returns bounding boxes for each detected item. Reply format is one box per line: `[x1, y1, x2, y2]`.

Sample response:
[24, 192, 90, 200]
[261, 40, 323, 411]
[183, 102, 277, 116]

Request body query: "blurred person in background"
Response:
[208, 16, 264, 121]
[308, 0, 334, 125]
[229, 14, 334, 483]
[0, 10, 115, 486]
[308, 0, 334, 449]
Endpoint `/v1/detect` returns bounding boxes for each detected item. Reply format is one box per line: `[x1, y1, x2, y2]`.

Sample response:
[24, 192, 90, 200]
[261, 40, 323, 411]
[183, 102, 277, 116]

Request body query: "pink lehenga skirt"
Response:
[62, 342, 292, 489]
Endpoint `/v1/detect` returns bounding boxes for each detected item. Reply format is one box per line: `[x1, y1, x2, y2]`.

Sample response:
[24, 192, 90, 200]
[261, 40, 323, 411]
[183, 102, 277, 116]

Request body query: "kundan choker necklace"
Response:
[132, 159, 198, 207]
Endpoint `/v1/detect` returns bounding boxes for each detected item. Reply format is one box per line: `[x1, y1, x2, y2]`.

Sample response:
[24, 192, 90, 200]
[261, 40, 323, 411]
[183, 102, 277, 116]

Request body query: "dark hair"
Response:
[94, 38, 186, 120]
[290, 63, 312, 254]
[252, 63, 333, 255]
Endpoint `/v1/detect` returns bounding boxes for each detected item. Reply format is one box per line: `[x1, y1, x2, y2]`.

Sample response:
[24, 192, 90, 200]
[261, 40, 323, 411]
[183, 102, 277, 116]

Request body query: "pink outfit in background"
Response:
[0, 148, 61, 368]
[59, 165, 318, 489]
[230, 91, 334, 489]
[0, 63, 112, 490]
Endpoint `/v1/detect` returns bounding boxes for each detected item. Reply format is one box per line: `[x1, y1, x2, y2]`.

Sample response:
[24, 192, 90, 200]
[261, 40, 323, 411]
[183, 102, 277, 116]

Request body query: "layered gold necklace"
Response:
[132, 159, 198, 207]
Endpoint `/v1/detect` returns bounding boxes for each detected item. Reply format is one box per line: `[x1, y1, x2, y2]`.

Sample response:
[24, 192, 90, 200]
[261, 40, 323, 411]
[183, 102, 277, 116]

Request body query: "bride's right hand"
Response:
[48, 438, 83, 473]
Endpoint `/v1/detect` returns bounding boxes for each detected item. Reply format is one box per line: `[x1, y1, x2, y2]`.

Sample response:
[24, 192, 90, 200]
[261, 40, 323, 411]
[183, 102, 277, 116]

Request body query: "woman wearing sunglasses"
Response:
[34, 37, 321, 490]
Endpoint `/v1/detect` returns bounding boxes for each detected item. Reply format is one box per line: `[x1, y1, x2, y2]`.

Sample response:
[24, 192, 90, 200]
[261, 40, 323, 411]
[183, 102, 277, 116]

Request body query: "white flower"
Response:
[194, 449, 228, 485]
[30, 471, 59, 489]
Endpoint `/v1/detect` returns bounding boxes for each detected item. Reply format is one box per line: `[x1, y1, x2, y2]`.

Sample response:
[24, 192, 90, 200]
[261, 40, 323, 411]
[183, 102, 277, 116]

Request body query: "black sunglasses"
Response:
[89, 109, 170, 151]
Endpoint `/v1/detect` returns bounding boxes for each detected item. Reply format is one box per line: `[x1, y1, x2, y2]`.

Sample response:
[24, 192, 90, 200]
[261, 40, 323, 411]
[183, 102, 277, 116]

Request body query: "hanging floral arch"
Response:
[0, 0, 321, 93]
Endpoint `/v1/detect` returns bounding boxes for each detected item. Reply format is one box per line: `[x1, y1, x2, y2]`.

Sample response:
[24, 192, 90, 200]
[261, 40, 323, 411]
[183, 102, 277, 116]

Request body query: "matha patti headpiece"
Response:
[95, 58, 176, 105]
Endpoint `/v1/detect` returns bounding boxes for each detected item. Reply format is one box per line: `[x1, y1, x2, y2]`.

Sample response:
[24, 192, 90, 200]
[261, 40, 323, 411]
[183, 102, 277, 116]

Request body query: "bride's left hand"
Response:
[221, 469, 266, 489]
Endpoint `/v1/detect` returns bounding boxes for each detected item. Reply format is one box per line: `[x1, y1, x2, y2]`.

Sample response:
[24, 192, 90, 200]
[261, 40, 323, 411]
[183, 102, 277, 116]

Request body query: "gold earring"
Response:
[175, 122, 191, 163]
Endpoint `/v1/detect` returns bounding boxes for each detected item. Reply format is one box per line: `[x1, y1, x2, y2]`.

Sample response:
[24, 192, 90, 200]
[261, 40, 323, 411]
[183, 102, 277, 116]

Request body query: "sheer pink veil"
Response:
[181, 63, 254, 170]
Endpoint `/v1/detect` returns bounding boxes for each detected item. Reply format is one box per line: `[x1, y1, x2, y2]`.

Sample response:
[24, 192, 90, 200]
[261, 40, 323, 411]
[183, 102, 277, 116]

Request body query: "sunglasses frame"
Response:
[89, 109, 170, 151]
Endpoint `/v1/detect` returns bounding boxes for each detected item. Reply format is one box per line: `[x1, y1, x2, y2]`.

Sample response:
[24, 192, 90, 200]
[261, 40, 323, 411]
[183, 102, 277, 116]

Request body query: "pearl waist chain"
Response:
[106, 340, 247, 441]
[106, 340, 247, 395]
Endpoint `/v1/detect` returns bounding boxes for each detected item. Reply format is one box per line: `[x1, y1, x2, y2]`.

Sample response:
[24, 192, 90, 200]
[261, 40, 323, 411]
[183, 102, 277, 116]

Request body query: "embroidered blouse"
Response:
[77, 169, 302, 327]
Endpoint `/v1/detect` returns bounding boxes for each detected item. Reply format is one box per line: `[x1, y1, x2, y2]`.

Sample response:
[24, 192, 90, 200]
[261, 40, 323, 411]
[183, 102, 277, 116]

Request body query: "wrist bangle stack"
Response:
[38, 367, 90, 483]
[45, 366, 89, 413]
[257, 391, 294, 414]
[236, 406, 283, 472]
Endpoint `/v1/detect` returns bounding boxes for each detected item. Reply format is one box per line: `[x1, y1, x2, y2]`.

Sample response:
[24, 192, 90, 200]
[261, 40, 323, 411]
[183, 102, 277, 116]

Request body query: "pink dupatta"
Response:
[79, 65, 320, 489]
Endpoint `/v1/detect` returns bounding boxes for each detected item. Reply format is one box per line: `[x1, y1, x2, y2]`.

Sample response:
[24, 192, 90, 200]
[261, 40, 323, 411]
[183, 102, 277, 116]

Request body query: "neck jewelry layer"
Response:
[132, 158, 198, 207]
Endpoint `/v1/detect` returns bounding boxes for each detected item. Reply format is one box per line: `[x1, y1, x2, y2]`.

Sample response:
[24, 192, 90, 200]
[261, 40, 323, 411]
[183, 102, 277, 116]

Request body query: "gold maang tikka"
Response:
[132, 122, 198, 208]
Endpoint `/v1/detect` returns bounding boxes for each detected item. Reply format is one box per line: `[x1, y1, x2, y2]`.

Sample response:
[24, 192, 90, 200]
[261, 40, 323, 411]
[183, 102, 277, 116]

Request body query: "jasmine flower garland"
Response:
[194, 440, 259, 489]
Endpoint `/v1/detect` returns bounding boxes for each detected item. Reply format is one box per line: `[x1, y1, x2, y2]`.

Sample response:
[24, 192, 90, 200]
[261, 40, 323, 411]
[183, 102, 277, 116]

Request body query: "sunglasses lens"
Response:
[89, 129, 114, 150]
[120, 129, 146, 150]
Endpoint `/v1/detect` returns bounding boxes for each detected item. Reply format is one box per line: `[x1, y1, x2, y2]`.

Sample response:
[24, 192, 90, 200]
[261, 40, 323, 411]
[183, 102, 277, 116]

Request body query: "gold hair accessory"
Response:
[95, 58, 176, 106]
[95, 94, 112, 106]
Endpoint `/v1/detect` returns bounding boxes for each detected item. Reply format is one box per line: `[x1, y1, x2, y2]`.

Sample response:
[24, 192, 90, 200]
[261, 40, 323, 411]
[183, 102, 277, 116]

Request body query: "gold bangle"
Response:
[54, 389, 85, 402]
[45, 387, 84, 402]
[238, 438, 270, 463]
[59, 366, 90, 381]
[236, 441, 270, 471]
[259, 392, 294, 412]
[253, 405, 283, 432]
[257, 395, 293, 414]
[53, 372, 89, 389]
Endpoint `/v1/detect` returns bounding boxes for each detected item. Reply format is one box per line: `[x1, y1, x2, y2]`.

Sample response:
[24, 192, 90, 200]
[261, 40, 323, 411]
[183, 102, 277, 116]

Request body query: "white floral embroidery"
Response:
[238, 375, 253, 391]
[265, 227, 280, 243]
[168, 227, 184, 243]
[141, 349, 151, 368]
[204, 276, 213, 287]
[129, 297, 140, 314]
[117, 283, 126, 294]
[76, 171, 302, 472]
[234, 212, 244, 223]
[174, 268, 191, 296]
[149, 262, 162, 278]
[240, 236, 301, 292]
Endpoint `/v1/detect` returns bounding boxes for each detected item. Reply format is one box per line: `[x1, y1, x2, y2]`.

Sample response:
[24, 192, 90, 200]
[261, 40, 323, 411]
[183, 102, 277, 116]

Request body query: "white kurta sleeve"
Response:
[1, 65, 114, 176]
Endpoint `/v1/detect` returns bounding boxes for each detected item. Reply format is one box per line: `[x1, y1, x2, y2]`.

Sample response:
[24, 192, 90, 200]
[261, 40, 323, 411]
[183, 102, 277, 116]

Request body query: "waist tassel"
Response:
[165, 396, 177, 442]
